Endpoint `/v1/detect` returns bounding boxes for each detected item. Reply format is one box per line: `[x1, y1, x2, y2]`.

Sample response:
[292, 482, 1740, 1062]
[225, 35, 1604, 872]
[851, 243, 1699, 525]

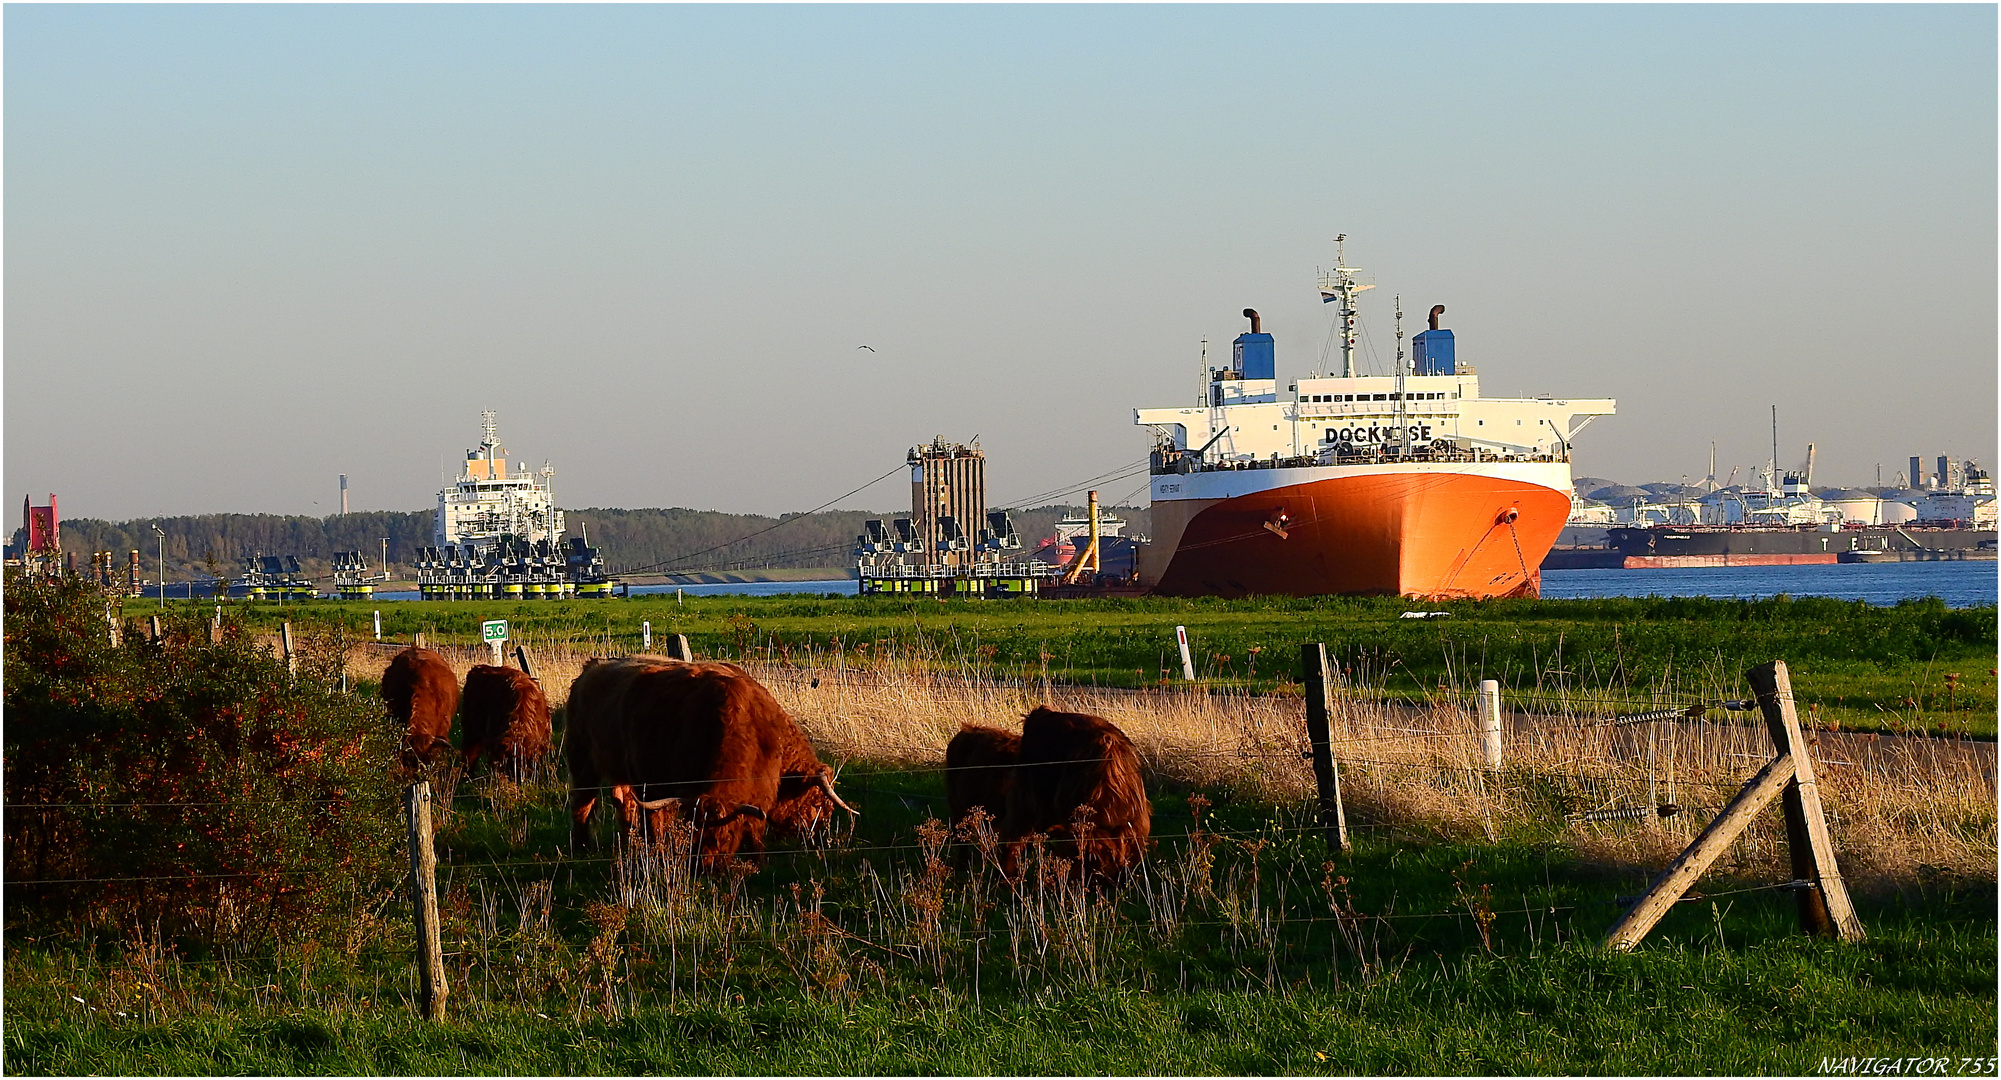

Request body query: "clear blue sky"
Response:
[8, 4, 1994, 519]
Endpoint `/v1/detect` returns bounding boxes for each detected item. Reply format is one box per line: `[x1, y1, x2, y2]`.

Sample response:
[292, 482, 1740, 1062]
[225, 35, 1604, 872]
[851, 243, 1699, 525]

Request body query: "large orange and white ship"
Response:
[1134, 247, 1615, 598]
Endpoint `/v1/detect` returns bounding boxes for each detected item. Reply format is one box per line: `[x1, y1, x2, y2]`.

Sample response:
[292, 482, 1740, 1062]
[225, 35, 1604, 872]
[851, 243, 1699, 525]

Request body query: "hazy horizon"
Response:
[9, 6, 1995, 522]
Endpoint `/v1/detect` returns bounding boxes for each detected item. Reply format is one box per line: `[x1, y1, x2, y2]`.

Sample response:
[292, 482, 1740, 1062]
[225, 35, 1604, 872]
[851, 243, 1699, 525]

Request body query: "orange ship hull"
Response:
[1142, 468, 1571, 599]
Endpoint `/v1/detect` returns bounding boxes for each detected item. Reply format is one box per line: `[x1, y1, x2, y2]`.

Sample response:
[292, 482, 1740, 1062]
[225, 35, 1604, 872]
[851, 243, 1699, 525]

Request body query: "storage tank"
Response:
[1877, 498, 1919, 525]
[1824, 491, 1888, 525]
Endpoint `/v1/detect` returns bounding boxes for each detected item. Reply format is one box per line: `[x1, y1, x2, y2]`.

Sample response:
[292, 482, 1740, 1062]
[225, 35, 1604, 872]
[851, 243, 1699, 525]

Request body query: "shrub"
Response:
[4, 576, 402, 951]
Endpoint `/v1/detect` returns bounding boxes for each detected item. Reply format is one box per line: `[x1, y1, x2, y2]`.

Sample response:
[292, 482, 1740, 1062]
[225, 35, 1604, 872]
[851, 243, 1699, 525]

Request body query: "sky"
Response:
[7, 4, 1995, 521]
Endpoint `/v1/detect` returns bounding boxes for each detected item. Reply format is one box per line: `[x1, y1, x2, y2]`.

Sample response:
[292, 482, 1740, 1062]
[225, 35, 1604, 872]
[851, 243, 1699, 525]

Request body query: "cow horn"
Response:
[634, 795, 682, 812]
[815, 772, 859, 816]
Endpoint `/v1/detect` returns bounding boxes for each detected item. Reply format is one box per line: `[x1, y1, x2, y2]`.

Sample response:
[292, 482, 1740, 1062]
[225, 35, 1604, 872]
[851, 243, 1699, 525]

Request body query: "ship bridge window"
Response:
[1373, 393, 1387, 401]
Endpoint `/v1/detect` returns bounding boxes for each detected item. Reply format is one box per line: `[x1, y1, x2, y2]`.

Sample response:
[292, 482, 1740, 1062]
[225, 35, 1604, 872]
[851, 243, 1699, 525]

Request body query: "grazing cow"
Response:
[999, 706, 1151, 886]
[944, 724, 1020, 860]
[382, 646, 459, 770]
[564, 656, 856, 870]
[460, 664, 552, 781]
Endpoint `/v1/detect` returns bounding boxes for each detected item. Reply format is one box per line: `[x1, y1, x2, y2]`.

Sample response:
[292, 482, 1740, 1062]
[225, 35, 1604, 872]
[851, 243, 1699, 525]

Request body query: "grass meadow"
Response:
[219, 590, 1998, 737]
[6, 595, 1995, 1075]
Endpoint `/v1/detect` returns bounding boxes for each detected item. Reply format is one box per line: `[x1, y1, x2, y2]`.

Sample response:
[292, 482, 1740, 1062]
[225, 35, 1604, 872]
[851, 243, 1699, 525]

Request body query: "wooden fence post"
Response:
[149, 614, 162, 643]
[1603, 658, 1864, 951]
[515, 644, 536, 679]
[280, 620, 296, 675]
[1601, 754, 1797, 951]
[1300, 643, 1349, 855]
[405, 782, 449, 1020]
[665, 634, 693, 662]
[1477, 679, 1503, 770]
[1748, 660, 1864, 942]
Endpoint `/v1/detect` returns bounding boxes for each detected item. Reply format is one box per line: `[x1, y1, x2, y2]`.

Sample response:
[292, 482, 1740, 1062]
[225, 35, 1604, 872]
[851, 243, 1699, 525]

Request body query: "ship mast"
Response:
[1394, 295, 1410, 457]
[1318, 234, 1375, 378]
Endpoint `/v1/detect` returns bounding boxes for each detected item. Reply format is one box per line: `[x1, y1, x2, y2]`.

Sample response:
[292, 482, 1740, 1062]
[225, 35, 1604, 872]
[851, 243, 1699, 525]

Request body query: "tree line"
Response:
[10, 504, 1149, 583]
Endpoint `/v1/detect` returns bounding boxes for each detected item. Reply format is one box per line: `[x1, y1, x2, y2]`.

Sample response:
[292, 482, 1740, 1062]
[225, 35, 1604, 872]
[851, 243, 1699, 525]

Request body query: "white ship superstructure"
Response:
[435, 411, 564, 551]
[419, 411, 609, 599]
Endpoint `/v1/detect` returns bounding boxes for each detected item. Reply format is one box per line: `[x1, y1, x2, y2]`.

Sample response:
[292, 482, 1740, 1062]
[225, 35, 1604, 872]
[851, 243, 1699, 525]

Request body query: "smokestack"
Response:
[1242, 308, 1261, 334]
[129, 550, 140, 595]
[1910, 456, 1925, 490]
[1428, 304, 1445, 331]
[1804, 443, 1815, 487]
[339, 474, 349, 515]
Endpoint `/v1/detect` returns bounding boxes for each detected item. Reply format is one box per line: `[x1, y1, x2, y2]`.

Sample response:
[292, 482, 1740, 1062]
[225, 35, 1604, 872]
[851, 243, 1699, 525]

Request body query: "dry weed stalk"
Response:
[341, 628, 1992, 888]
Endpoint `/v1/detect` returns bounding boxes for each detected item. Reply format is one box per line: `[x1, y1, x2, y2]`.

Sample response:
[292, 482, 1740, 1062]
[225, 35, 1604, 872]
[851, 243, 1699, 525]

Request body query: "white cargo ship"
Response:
[1134, 245, 1616, 598]
[417, 412, 609, 598]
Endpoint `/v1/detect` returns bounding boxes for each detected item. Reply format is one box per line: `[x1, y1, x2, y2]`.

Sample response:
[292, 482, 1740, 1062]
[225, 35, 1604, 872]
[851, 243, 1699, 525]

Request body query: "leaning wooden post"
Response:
[405, 782, 449, 1020]
[1748, 660, 1864, 941]
[1602, 753, 1797, 951]
[280, 620, 296, 675]
[1300, 643, 1350, 854]
[514, 644, 536, 679]
[149, 614, 163, 643]
[665, 633, 693, 662]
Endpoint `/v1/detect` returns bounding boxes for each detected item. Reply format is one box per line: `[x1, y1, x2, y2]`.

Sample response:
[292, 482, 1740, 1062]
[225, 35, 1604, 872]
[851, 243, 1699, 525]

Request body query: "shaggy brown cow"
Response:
[564, 656, 856, 869]
[944, 724, 1020, 860]
[460, 664, 552, 781]
[999, 706, 1150, 886]
[382, 646, 459, 770]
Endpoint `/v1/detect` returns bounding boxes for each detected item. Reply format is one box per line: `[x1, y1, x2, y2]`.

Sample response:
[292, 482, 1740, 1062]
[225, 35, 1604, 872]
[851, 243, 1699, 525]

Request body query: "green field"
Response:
[7, 764, 1996, 1075]
[208, 591, 1998, 737]
[13, 579, 1995, 1074]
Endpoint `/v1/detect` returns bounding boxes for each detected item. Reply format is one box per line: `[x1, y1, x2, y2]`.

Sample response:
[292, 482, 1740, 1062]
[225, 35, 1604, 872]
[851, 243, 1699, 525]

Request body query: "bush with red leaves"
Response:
[4, 575, 401, 950]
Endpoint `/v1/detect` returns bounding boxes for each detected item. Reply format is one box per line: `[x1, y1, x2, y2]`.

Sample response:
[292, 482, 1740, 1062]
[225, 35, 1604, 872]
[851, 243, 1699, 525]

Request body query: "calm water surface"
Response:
[374, 565, 1994, 608]
[1539, 561, 1996, 608]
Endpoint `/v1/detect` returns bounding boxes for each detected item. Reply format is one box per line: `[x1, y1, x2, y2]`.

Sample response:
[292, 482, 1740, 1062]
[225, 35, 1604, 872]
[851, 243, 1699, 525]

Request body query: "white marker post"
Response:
[1176, 625, 1196, 681]
[482, 619, 508, 667]
[373, 610, 382, 642]
[643, 621, 652, 652]
[1478, 679, 1503, 769]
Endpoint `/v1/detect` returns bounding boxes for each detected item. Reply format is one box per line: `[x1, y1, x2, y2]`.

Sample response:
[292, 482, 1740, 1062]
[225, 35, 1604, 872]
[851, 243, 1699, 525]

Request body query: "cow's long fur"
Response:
[999, 706, 1150, 886]
[945, 724, 1020, 859]
[565, 656, 850, 870]
[460, 664, 551, 781]
[382, 646, 459, 769]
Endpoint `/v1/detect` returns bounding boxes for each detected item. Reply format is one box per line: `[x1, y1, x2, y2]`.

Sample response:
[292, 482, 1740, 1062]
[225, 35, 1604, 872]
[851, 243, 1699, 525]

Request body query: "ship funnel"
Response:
[1242, 308, 1261, 334]
[1413, 306, 1456, 376]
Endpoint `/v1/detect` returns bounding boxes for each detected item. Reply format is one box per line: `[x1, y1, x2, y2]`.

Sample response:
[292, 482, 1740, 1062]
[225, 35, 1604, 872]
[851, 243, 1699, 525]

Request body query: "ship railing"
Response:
[857, 561, 1062, 580]
[1151, 444, 1566, 475]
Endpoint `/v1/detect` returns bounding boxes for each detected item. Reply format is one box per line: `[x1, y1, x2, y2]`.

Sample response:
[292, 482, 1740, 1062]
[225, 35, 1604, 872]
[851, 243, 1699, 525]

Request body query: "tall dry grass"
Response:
[340, 631, 1997, 892]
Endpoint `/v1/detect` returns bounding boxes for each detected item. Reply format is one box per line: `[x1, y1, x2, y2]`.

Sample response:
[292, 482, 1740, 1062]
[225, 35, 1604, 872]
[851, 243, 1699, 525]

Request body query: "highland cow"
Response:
[999, 706, 1150, 886]
[944, 723, 1020, 861]
[564, 656, 856, 870]
[382, 646, 459, 770]
[460, 664, 552, 781]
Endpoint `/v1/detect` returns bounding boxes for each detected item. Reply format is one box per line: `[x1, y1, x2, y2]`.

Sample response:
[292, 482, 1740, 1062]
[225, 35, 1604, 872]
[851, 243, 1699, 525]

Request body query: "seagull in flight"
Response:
[856, 344, 876, 352]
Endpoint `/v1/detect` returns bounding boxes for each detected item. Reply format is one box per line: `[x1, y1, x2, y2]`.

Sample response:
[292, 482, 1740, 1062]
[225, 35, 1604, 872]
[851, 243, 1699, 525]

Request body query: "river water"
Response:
[1539, 560, 1995, 608]
[371, 563, 1994, 608]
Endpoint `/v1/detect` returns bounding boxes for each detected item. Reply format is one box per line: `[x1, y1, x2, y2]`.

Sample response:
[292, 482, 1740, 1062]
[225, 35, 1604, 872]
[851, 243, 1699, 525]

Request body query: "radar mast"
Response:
[1317, 234, 1376, 378]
